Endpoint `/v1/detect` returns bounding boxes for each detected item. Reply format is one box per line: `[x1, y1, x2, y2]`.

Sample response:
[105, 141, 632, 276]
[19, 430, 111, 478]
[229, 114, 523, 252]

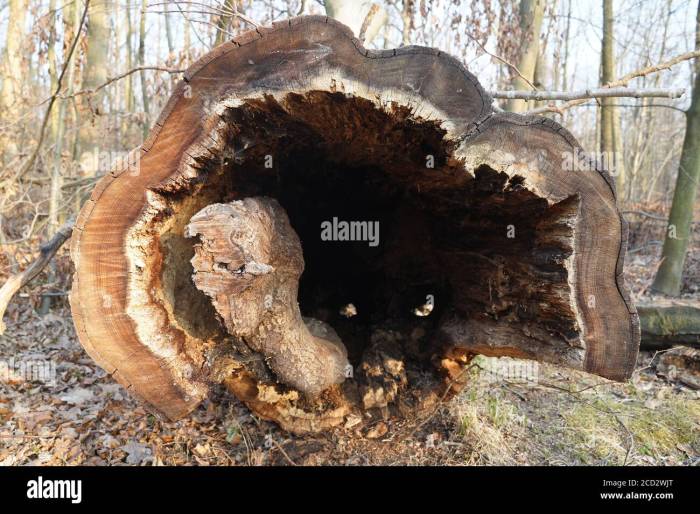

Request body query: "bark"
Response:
[600, 0, 626, 198]
[69, 16, 639, 434]
[652, 0, 700, 295]
[506, 0, 544, 113]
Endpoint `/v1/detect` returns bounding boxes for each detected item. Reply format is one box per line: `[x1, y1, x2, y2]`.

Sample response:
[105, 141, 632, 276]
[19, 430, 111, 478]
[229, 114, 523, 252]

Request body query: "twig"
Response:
[525, 49, 700, 115]
[271, 439, 297, 466]
[60, 66, 185, 100]
[466, 33, 537, 91]
[622, 210, 700, 224]
[0, 220, 74, 334]
[151, 1, 260, 28]
[492, 87, 685, 101]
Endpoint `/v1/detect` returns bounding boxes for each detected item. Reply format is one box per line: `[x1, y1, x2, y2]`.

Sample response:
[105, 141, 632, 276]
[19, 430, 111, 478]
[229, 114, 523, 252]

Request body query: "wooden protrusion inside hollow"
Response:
[185, 198, 349, 397]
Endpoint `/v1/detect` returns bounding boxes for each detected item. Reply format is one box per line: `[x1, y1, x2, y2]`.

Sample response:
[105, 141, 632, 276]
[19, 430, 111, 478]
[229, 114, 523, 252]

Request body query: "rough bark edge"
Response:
[462, 112, 640, 380]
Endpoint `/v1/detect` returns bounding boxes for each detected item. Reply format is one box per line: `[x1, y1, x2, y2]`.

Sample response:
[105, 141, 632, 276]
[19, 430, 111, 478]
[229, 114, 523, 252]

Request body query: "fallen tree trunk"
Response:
[69, 16, 639, 433]
[638, 300, 700, 350]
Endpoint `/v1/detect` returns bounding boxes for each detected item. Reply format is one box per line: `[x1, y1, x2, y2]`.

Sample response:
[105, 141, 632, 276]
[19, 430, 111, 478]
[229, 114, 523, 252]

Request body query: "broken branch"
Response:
[524, 50, 700, 115]
[0, 221, 74, 334]
[492, 87, 685, 101]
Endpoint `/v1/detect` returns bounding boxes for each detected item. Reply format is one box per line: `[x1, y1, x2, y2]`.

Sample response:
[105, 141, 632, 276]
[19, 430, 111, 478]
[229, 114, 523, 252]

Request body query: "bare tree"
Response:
[79, 0, 112, 175]
[506, 0, 544, 112]
[138, 0, 149, 139]
[652, 0, 700, 295]
[600, 0, 627, 199]
[324, 0, 388, 45]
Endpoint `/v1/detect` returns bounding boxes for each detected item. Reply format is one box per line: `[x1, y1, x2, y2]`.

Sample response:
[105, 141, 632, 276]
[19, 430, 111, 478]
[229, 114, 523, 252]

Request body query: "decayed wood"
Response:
[185, 198, 349, 396]
[68, 15, 639, 431]
[0, 221, 73, 334]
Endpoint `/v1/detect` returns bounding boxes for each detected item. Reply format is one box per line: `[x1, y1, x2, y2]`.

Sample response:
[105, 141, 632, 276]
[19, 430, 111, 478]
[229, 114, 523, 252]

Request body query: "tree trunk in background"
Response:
[533, 50, 547, 110]
[214, 0, 236, 47]
[506, 0, 544, 113]
[652, 0, 700, 295]
[124, 0, 134, 139]
[47, 0, 59, 143]
[163, 2, 174, 55]
[600, 0, 626, 199]
[0, 0, 28, 162]
[324, 0, 388, 45]
[42, 0, 81, 315]
[401, 0, 414, 46]
[138, 0, 149, 140]
[79, 0, 111, 176]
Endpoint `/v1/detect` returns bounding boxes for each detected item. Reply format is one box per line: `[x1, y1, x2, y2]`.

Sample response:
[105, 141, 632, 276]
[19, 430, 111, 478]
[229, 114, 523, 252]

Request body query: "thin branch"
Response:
[465, 32, 538, 91]
[525, 49, 700, 115]
[0, 220, 74, 334]
[492, 87, 685, 101]
[623, 210, 700, 224]
[61, 66, 185, 100]
[149, 1, 260, 28]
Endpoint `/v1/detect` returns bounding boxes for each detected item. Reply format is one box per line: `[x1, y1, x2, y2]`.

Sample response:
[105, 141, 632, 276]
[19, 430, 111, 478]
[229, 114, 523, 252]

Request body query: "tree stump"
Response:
[69, 16, 640, 434]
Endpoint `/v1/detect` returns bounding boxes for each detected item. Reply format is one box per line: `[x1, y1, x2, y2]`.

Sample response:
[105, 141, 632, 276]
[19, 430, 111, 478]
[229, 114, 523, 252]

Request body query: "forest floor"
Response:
[0, 212, 699, 466]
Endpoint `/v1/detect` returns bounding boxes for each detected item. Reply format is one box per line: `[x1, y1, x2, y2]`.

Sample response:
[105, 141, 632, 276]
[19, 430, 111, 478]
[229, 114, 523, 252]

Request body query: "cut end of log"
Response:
[69, 16, 639, 433]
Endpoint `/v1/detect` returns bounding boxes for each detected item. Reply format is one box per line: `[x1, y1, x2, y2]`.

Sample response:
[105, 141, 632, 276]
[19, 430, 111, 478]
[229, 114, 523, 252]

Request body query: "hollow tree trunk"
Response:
[69, 16, 639, 434]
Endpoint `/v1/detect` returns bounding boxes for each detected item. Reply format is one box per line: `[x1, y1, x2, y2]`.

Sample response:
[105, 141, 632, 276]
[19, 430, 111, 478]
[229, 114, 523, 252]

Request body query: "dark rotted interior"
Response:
[160, 91, 579, 392]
